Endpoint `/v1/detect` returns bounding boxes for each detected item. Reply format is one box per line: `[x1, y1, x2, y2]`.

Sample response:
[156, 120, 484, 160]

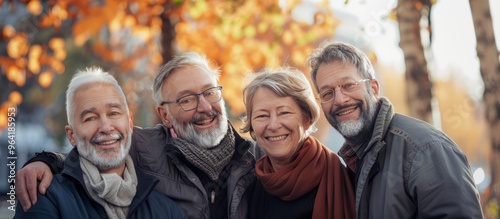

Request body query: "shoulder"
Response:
[233, 125, 264, 160]
[144, 191, 187, 218]
[132, 124, 168, 142]
[388, 114, 456, 149]
[131, 124, 170, 157]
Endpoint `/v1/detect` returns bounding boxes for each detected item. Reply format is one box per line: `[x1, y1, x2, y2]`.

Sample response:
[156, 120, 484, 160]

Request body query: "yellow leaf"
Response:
[39, 71, 54, 88]
[152, 52, 163, 65]
[152, 5, 164, 15]
[6, 66, 20, 82]
[49, 38, 65, 50]
[51, 60, 65, 74]
[7, 66, 26, 87]
[282, 30, 293, 45]
[8, 91, 22, 105]
[27, 0, 43, 15]
[15, 57, 27, 68]
[54, 50, 66, 61]
[73, 17, 106, 45]
[132, 26, 151, 41]
[3, 25, 15, 38]
[124, 15, 136, 27]
[28, 59, 40, 74]
[7, 35, 29, 59]
[29, 45, 42, 58]
[0, 109, 7, 128]
[74, 33, 90, 47]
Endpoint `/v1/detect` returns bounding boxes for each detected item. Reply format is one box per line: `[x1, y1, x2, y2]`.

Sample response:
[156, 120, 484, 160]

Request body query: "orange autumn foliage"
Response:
[1, 0, 338, 129]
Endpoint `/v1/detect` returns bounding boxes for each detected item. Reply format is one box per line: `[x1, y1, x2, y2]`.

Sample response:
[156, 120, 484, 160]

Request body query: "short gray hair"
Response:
[66, 67, 128, 126]
[308, 40, 375, 92]
[240, 67, 319, 137]
[152, 52, 220, 106]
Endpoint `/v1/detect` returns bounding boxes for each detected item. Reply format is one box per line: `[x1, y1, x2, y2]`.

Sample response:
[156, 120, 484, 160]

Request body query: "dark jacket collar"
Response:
[361, 97, 394, 157]
[61, 148, 159, 212]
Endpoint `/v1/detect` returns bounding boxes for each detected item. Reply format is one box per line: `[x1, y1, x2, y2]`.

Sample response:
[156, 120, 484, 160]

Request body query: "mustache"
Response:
[191, 110, 219, 123]
[333, 102, 362, 115]
[90, 133, 123, 144]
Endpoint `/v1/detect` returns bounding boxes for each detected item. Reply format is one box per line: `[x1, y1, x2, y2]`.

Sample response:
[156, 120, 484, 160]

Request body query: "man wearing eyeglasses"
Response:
[15, 52, 264, 219]
[308, 40, 483, 218]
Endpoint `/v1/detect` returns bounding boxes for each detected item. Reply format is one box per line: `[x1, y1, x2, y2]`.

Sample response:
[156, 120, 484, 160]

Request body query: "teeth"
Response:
[338, 108, 355, 116]
[98, 140, 118, 145]
[196, 118, 212, 125]
[267, 135, 286, 141]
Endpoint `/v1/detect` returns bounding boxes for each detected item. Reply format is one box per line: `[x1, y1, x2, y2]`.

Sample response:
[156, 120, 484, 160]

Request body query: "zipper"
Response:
[211, 190, 215, 204]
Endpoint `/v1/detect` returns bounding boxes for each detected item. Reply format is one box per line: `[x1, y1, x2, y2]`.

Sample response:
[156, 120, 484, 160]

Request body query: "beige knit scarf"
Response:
[80, 155, 138, 219]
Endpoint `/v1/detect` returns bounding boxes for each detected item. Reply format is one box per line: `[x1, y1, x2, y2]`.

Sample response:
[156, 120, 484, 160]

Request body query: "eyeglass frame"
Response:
[160, 86, 223, 111]
[318, 79, 371, 103]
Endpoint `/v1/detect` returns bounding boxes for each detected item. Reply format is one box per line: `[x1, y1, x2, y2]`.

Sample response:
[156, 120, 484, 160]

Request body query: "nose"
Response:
[98, 116, 115, 133]
[333, 88, 350, 105]
[267, 114, 281, 130]
[196, 95, 213, 112]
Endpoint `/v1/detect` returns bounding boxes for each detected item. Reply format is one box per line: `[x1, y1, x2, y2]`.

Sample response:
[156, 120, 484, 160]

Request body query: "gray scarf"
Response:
[80, 155, 137, 219]
[173, 126, 235, 181]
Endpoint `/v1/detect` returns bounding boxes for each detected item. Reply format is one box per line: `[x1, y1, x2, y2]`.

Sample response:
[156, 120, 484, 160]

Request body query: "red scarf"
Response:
[255, 136, 355, 219]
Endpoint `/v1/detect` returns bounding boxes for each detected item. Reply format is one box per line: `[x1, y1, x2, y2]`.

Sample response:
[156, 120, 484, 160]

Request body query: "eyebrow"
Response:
[319, 76, 355, 91]
[174, 85, 216, 98]
[78, 102, 124, 120]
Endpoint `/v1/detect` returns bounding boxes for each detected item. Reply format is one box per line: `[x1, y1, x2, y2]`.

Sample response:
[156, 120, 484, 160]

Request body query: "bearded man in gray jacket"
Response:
[16, 52, 264, 219]
[308, 40, 483, 218]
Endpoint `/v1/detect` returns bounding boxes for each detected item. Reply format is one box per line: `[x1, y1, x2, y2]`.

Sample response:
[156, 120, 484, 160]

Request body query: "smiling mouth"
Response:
[336, 107, 357, 116]
[90, 134, 123, 146]
[97, 139, 119, 145]
[266, 135, 288, 141]
[194, 116, 215, 125]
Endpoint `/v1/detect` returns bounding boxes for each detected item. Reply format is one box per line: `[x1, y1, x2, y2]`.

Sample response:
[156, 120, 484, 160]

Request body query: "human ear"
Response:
[156, 106, 173, 128]
[65, 125, 77, 147]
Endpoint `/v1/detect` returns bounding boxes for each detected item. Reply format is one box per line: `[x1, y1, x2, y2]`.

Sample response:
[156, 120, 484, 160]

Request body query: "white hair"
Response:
[66, 67, 128, 126]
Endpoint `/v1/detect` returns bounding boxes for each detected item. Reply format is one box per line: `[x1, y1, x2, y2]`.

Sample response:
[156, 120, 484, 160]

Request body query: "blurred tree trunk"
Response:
[148, 14, 176, 125]
[161, 15, 175, 64]
[469, 0, 500, 210]
[396, 0, 434, 123]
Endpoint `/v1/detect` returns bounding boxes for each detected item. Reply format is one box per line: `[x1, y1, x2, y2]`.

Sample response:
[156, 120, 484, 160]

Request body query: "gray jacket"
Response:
[340, 98, 482, 219]
[130, 124, 263, 219]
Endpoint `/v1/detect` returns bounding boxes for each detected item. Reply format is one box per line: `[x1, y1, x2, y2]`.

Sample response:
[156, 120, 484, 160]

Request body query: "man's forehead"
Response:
[162, 66, 217, 95]
[73, 83, 125, 108]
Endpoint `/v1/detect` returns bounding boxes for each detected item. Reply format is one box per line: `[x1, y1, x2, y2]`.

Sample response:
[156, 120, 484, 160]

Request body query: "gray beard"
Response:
[169, 101, 229, 149]
[76, 132, 131, 171]
[331, 97, 377, 139]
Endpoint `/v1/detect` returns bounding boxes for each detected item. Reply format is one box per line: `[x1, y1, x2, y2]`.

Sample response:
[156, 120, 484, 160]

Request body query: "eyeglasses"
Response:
[318, 79, 371, 103]
[161, 86, 223, 111]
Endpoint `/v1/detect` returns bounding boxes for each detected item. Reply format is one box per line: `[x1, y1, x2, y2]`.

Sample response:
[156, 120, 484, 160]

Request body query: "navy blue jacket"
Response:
[14, 148, 186, 219]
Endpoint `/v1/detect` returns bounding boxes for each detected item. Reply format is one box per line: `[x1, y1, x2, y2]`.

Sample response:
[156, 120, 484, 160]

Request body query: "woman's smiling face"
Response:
[250, 87, 311, 171]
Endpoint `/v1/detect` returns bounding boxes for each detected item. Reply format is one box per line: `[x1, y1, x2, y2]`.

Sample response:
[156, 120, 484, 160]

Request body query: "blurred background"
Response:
[1, 0, 499, 218]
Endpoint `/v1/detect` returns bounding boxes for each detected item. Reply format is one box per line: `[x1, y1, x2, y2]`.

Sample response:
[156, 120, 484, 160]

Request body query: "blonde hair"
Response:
[240, 67, 319, 137]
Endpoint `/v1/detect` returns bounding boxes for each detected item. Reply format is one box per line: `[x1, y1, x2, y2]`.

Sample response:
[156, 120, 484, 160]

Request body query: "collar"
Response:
[61, 148, 159, 208]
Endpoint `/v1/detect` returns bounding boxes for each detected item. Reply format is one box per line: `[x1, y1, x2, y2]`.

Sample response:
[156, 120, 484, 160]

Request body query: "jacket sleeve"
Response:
[23, 151, 66, 174]
[13, 194, 61, 219]
[407, 141, 483, 218]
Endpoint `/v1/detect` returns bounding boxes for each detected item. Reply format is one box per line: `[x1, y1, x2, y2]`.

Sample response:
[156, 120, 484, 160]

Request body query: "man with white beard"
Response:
[308, 40, 483, 219]
[16, 53, 264, 219]
[14, 67, 186, 219]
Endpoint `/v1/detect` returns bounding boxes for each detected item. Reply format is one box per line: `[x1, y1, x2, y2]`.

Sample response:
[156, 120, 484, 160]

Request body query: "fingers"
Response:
[14, 162, 52, 212]
[15, 168, 31, 212]
[26, 168, 39, 207]
[38, 170, 53, 195]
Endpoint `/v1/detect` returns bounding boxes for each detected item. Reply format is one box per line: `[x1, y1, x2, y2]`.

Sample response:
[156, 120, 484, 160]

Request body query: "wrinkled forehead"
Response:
[73, 83, 126, 110]
[161, 65, 218, 97]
